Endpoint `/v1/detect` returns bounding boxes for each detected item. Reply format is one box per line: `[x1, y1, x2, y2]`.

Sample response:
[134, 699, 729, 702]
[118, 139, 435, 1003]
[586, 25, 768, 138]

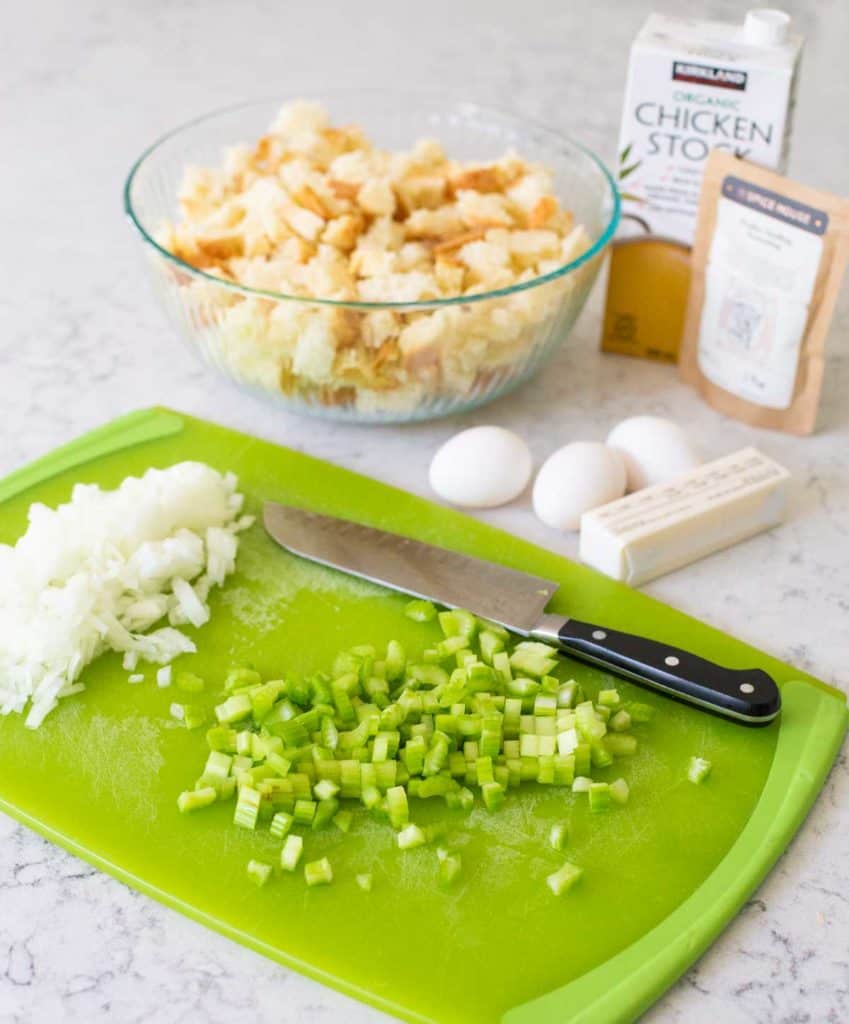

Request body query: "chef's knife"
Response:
[263, 503, 781, 724]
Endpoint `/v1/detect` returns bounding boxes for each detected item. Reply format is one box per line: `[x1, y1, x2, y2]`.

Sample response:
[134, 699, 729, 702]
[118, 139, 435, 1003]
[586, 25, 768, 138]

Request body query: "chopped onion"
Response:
[0, 462, 251, 727]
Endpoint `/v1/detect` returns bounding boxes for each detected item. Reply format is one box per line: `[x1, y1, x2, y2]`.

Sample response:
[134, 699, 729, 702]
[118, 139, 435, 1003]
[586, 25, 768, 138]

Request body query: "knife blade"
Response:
[263, 500, 558, 633]
[263, 502, 781, 725]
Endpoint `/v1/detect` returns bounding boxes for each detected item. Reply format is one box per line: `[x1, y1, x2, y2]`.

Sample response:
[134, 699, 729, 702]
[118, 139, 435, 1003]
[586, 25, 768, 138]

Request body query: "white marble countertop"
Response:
[2, 0, 848, 1020]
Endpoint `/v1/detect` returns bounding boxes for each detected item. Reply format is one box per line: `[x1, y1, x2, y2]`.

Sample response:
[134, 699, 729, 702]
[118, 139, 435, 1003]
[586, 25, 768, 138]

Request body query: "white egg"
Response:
[606, 416, 701, 491]
[429, 426, 532, 508]
[533, 442, 627, 531]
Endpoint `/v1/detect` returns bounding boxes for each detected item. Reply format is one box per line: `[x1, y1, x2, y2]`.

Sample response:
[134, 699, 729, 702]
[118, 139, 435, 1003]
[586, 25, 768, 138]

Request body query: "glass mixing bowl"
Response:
[124, 93, 619, 423]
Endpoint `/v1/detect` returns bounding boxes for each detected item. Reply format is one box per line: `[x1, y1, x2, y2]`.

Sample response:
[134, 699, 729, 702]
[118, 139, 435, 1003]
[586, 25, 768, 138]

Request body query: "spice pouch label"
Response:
[681, 151, 849, 434]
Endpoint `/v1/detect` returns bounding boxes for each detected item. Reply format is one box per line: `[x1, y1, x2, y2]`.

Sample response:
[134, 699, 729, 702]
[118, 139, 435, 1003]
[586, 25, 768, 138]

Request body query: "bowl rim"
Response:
[123, 94, 621, 311]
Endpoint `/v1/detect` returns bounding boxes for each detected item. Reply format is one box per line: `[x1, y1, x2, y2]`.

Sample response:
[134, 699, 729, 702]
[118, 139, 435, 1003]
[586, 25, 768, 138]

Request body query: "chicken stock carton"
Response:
[601, 9, 804, 362]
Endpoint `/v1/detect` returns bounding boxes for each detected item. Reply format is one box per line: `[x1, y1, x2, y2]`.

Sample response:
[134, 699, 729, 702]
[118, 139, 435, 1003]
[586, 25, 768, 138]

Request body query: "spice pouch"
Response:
[680, 150, 849, 434]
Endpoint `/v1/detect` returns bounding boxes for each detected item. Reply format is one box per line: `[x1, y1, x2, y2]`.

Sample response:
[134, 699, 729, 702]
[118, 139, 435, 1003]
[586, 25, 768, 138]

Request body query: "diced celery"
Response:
[458, 787, 474, 811]
[419, 775, 451, 798]
[535, 716, 556, 737]
[313, 778, 339, 801]
[549, 822, 569, 851]
[507, 676, 541, 699]
[234, 786, 261, 829]
[574, 743, 591, 776]
[409, 663, 449, 689]
[482, 781, 505, 811]
[479, 729, 501, 759]
[438, 608, 478, 640]
[286, 677, 311, 707]
[435, 635, 469, 660]
[294, 798, 317, 825]
[534, 694, 557, 717]
[479, 630, 504, 665]
[280, 834, 303, 871]
[397, 824, 427, 849]
[177, 787, 216, 813]
[546, 861, 582, 896]
[466, 663, 495, 690]
[290, 773, 313, 798]
[423, 731, 450, 776]
[576, 702, 607, 742]
[371, 734, 390, 763]
[493, 651, 512, 686]
[627, 702, 655, 723]
[204, 751, 232, 780]
[224, 668, 262, 692]
[609, 778, 630, 804]
[603, 734, 638, 757]
[361, 784, 382, 809]
[455, 649, 476, 669]
[688, 756, 712, 784]
[405, 599, 437, 622]
[589, 782, 611, 813]
[540, 675, 560, 695]
[217, 777, 237, 800]
[386, 785, 409, 829]
[266, 752, 292, 777]
[304, 856, 333, 887]
[557, 728, 579, 756]
[590, 739, 614, 768]
[402, 734, 426, 776]
[215, 693, 252, 725]
[503, 696, 522, 736]
[557, 680, 579, 708]
[537, 735, 556, 757]
[236, 730, 252, 757]
[206, 725, 237, 753]
[510, 642, 558, 679]
[437, 848, 462, 886]
[270, 811, 294, 838]
[176, 617, 655, 890]
[333, 809, 353, 833]
[247, 859, 272, 887]
[312, 797, 339, 830]
[519, 733, 538, 757]
[537, 755, 555, 784]
[610, 709, 632, 733]
[320, 716, 339, 751]
[231, 753, 252, 776]
[554, 753, 575, 786]
[385, 639, 406, 682]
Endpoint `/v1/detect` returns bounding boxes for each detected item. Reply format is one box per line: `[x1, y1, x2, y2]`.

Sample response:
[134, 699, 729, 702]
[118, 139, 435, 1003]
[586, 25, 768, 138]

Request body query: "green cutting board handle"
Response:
[0, 408, 184, 504]
[504, 680, 847, 1024]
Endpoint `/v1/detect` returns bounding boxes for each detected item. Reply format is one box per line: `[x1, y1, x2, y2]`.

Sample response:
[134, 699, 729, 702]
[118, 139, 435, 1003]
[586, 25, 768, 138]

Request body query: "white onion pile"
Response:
[0, 462, 252, 728]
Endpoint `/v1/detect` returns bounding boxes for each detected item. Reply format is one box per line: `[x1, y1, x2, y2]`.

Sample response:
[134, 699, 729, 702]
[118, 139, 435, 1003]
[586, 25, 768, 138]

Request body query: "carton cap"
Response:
[744, 8, 792, 47]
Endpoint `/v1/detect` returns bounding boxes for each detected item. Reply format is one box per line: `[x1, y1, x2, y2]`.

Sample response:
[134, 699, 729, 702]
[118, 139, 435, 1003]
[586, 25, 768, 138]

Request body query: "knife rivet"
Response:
[665, 655, 680, 667]
[592, 629, 607, 640]
[740, 682, 755, 694]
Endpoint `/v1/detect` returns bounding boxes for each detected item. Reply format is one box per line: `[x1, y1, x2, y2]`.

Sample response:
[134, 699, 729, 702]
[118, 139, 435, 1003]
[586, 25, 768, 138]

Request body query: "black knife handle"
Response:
[552, 617, 781, 725]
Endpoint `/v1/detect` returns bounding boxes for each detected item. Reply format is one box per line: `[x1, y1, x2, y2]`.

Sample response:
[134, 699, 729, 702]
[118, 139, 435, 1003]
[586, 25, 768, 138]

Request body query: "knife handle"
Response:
[538, 616, 780, 725]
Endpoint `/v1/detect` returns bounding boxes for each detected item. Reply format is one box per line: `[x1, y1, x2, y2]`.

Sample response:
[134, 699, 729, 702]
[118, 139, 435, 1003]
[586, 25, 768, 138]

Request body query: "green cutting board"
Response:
[0, 408, 845, 1024]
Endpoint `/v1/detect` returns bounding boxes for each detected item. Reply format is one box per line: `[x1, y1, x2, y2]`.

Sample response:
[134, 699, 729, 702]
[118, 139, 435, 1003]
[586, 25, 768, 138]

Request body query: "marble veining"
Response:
[1, 0, 848, 1020]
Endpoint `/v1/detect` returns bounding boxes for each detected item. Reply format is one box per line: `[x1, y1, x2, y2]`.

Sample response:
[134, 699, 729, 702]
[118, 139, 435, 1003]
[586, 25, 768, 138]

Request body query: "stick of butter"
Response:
[579, 448, 790, 586]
